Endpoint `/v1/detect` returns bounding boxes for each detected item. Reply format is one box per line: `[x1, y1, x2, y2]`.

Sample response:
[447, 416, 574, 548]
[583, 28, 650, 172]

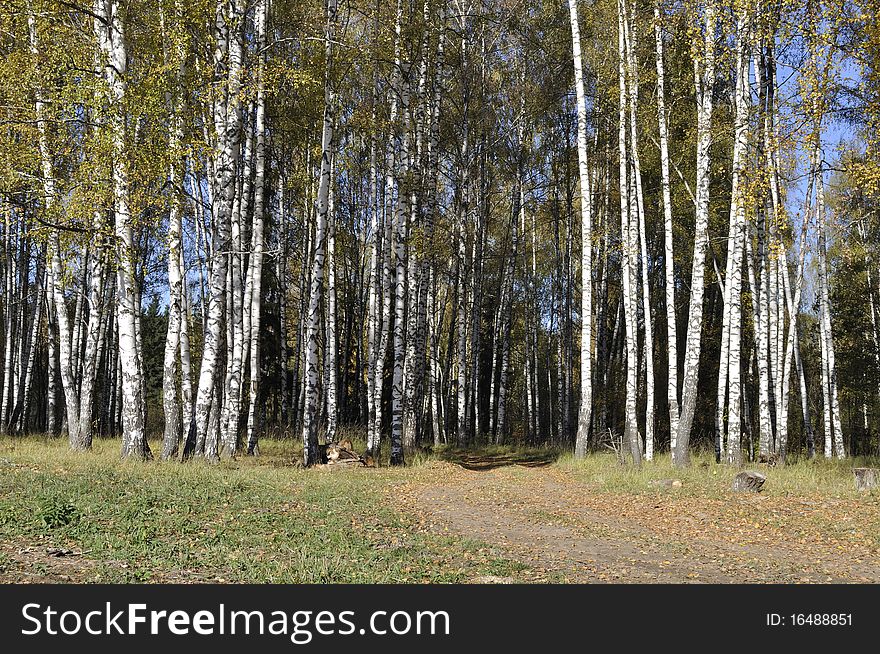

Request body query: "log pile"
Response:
[317, 439, 367, 469]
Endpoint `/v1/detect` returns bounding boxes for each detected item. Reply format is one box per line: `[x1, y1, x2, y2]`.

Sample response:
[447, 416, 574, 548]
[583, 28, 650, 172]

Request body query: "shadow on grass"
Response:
[439, 448, 560, 471]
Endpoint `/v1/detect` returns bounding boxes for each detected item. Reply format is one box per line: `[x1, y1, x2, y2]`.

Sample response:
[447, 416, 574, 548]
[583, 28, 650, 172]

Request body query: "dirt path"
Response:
[401, 461, 880, 583]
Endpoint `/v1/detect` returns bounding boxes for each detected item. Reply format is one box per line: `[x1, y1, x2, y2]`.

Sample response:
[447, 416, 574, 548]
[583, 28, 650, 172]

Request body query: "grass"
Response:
[2, 436, 878, 583]
[557, 448, 880, 499]
[0, 435, 526, 583]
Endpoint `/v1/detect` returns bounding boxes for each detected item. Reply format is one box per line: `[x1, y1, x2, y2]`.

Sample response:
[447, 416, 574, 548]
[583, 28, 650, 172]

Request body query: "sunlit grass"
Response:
[0, 435, 525, 583]
[2, 435, 877, 583]
[557, 449, 880, 499]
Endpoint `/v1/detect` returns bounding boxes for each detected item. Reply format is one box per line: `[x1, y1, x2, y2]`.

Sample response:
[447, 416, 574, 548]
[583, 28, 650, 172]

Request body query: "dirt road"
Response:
[403, 459, 880, 583]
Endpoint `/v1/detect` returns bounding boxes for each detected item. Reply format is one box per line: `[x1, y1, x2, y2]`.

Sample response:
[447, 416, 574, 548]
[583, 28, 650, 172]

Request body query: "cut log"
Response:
[732, 470, 765, 493]
[853, 468, 879, 491]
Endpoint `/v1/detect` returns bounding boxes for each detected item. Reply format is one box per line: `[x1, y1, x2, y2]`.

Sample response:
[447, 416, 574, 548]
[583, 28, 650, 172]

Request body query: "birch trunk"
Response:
[753, 46, 774, 457]
[722, 16, 749, 464]
[365, 94, 381, 455]
[402, 0, 433, 448]
[623, 1, 654, 460]
[160, 0, 188, 459]
[221, 113, 252, 456]
[456, 95, 470, 443]
[29, 11, 83, 449]
[46, 274, 58, 435]
[246, 0, 267, 453]
[76, 223, 107, 449]
[816, 179, 845, 458]
[190, 0, 243, 460]
[674, 0, 716, 466]
[568, 0, 594, 458]
[618, 0, 641, 465]
[9, 264, 43, 432]
[326, 153, 338, 443]
[301, 0, 337, 466]
[653, 1, 680, 451]
[390, 84, 409, 465]
[779, 232, 808, 461]
[92, 0, 149, 459]
[0, 214, 14, 432]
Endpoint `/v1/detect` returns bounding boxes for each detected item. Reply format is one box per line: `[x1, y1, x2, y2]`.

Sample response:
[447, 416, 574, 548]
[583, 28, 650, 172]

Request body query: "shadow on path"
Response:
[439, 450, 559, 471]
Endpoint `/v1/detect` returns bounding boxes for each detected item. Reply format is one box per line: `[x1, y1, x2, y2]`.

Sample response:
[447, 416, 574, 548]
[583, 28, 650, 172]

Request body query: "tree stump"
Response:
[732, 470, 766, 493]
[853, 468, 879, 491]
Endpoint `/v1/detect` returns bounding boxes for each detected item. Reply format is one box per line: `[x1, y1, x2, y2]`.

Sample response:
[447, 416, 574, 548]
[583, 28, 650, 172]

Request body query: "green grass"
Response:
[0, 436, 525, 583]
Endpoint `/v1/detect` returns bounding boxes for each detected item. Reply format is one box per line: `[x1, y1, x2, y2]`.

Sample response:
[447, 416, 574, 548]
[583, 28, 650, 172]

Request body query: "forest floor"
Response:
[403, 450, 880, 583]
[1, 436, 879, 583]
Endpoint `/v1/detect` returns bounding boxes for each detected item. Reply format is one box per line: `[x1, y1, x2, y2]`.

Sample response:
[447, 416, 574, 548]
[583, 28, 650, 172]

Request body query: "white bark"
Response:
[221, 113, 252, 456]
[722, 17, 749, 464]
[246, 0, 268, 453]
[0, 212, 15, 431]
[753, 47, 774, 457]
[160, 0, 188, 459]
[618, 0, 641, 465]
[77, 224, 107, 449]
[9, 263, 40, 431]
[674, 0, 716, 466]
[779, 232, 808, 461]
[390, 79, 409, 465]
[654, 0, 679, 450]
[93, 0, 149, 459]
[365, 92, 381, 455]
[45, 269, 58, 435]
[623, 1, 653, 460]
[191, 0, 243, 460]
[816, 179, 845, 458]
[301, 0, 337, 466]
[326, 153, 338, 442]
[402, 0, 434, 449]
[29, 11, 83, 449]
[569, 0, 594, 459]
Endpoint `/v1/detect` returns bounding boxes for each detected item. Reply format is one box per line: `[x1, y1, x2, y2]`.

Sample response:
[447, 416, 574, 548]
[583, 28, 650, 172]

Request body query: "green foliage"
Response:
[3, 0, 880, 460]
[38, 496, 80, 528]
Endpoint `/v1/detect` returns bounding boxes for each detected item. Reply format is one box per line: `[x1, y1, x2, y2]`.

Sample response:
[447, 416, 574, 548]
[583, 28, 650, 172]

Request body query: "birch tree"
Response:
[568, 0, 594, 459]
[190, 0, 244, 461]
[674, 0, 716, 467]
[301, 0, 337, 466]
[246, 0, 269, 456]
[653, 0, 680, 451]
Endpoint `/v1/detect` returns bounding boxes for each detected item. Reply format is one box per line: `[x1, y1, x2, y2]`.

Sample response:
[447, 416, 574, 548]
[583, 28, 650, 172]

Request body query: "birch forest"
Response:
[2, 0, 880, 469]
